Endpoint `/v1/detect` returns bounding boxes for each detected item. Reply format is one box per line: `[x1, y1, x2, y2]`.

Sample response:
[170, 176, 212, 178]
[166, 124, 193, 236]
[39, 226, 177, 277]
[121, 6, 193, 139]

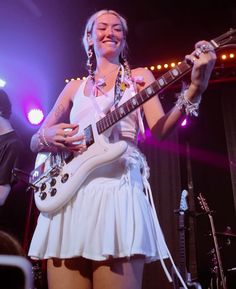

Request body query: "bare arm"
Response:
[30, 80, 85, 153]
[137, 41, 216, 140]
[0, 184, 11, 206]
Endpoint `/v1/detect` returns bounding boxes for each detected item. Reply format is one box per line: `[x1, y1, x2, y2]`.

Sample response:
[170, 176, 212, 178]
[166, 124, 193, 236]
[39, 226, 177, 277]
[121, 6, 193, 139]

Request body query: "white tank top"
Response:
[70, 78, 143, 141]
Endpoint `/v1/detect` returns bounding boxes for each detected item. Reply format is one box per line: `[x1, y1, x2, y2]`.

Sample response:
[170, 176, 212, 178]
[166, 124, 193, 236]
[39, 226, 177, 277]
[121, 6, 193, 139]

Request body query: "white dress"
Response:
[28, 78, 187, 287]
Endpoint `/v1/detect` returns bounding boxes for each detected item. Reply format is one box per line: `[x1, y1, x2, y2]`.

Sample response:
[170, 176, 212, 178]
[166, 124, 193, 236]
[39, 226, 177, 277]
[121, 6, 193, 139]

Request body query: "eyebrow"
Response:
[96, 22, 122, 27]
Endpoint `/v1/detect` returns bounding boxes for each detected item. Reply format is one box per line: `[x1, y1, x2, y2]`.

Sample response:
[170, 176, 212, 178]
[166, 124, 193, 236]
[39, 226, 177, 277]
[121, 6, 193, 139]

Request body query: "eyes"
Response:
[96, 24, 123, 33]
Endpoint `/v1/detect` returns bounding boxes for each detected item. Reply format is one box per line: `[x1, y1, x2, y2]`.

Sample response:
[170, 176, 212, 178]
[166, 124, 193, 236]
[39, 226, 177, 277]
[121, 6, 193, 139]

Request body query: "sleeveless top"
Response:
[70, 77, 143, 142]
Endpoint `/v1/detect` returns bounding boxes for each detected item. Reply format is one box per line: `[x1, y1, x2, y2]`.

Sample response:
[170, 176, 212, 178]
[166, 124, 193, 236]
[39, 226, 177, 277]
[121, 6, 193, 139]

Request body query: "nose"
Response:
[107, 26, 114, 37]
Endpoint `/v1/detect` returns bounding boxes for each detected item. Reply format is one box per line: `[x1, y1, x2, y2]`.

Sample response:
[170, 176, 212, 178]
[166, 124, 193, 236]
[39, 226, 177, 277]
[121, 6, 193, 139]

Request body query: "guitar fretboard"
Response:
[96, 60, 192, 134]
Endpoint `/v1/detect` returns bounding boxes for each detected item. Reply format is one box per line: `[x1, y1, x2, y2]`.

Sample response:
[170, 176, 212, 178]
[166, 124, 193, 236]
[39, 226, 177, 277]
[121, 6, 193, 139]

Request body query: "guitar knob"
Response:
[61, 173, 69, 183]
[50, 166, 60, 177]
[39, 192, 47, 200]
[40, 183, 46, 191]
[50, 188, 57, 197]
[50, 178, 56, 187]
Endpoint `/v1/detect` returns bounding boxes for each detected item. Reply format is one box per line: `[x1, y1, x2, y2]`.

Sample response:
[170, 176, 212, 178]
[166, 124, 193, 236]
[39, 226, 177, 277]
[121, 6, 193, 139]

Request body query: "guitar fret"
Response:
[102, 119, 106, 130]
[113, 110, 119, 122]
[152, 81, 161, 92]
[163, 72, 173, 84]
[99, 120, 104, 132]
[110, 112, 115, 125]
[178, 60, 191, 73]
[125, 101, 131, 113]
[171, 67, 181, 78]
[130, 97, 139, 108]
[105, 117, 109, 130]
[106, 115, 111, 127]
[97, 122, 101, 134]
[139, 90, 146, 102]
[157, 77, 166, 87]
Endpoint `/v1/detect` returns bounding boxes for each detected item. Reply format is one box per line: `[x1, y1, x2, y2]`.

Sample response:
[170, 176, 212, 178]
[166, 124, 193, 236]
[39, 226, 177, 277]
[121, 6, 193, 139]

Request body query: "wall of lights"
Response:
[64, 52, 235, 83]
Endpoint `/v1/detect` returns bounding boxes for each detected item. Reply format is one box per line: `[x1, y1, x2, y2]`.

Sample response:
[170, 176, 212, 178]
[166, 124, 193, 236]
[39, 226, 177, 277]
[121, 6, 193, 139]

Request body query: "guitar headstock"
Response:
[212, 28, 236, 50]
[179, 189, 189, 212]
[197, 193, 211, 214]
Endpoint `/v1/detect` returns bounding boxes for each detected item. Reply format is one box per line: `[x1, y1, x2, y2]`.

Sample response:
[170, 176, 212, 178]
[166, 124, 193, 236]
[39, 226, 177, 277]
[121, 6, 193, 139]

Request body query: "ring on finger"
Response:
[200, 44, 214, 53]
[194, 48, 202, 58]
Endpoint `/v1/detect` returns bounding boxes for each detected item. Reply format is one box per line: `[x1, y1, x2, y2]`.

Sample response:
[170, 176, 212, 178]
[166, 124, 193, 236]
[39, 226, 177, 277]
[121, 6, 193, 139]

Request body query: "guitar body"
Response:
[30, 119, 128, 213]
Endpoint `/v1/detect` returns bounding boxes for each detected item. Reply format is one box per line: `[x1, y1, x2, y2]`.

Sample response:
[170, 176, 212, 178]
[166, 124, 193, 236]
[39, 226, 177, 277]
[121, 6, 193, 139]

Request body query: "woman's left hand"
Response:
[185, 40, 217, 99]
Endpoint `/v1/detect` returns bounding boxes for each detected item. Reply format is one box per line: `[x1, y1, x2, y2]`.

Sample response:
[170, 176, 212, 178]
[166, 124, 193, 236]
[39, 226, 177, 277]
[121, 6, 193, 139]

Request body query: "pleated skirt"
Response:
[28, 145, 169, 263]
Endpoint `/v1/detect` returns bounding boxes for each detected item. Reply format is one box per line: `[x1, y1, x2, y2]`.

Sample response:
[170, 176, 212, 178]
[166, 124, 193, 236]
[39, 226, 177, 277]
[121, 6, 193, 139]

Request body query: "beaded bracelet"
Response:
[175, 89, 201, 117]
[41, 128, 51, 148]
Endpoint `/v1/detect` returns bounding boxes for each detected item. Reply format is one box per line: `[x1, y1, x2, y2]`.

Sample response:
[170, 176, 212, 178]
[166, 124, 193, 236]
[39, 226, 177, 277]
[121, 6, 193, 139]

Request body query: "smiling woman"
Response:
[28, 8, 216, 289]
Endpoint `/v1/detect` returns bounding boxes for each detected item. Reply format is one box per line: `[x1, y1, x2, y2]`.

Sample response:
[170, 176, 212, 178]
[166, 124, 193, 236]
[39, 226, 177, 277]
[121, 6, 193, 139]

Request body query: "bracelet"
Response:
[41, 128, 51, 148]
[175, 89, 201, 117]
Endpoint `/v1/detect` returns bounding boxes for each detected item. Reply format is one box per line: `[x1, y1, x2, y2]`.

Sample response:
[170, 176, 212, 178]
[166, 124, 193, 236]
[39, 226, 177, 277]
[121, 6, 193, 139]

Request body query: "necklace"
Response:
[94, 65, 120, 87]
[92, 64, 128, 108]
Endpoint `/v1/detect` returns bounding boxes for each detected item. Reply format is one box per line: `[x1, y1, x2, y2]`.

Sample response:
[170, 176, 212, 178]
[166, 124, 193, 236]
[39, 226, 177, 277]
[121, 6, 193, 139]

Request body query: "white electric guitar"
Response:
[29, 29, 236, 213]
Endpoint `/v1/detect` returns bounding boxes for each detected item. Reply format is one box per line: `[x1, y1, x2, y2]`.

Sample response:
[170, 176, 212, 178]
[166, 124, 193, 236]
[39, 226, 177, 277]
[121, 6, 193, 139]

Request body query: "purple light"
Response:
[181, 118, 187, 127]
[0, 78, 6, 88]
[27, 108, 44, 125]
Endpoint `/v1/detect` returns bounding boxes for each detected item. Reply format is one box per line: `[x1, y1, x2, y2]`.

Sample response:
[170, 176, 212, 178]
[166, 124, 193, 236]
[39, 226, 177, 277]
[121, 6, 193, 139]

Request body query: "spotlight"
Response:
[181, 118, 187, 127]
[27, 108, 44, 125]
[0, 79, 6, 88]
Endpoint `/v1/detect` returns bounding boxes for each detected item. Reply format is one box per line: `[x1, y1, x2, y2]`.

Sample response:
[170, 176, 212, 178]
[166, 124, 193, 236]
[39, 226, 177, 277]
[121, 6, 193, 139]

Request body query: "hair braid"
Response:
[86, 46, 96, 83]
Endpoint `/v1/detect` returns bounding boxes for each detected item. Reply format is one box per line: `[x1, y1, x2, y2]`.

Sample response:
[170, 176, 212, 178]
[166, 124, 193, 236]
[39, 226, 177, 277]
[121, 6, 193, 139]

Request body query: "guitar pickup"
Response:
[84, 125, 94, 148]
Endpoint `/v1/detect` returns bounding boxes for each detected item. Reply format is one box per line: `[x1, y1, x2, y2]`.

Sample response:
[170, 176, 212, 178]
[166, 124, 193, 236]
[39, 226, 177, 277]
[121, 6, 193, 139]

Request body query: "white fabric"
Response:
[70, 77, 142, 141]
[29, 144, 168, 263]
[28, 79, 188, 288]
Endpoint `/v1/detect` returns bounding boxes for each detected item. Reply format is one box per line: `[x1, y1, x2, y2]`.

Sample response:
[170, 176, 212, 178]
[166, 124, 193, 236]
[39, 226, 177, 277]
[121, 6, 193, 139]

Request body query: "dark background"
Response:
[0, 1, 236, 288]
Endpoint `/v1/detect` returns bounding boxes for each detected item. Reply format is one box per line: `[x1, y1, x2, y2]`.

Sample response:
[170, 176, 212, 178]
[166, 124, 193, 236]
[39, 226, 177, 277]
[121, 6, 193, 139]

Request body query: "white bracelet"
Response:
[41, 128, 51, 148]
[175, 89, 201, 117]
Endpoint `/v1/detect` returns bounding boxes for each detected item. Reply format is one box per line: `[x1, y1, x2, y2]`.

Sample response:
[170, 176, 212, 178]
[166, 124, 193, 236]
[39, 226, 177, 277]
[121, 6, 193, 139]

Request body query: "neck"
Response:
[95, 57, 120, 78]
[0, 116, 13, 135]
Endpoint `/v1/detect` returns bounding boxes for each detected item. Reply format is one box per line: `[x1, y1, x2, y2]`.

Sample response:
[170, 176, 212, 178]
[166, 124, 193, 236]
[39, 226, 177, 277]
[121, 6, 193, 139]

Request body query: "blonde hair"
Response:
[82, 9, 128, 57]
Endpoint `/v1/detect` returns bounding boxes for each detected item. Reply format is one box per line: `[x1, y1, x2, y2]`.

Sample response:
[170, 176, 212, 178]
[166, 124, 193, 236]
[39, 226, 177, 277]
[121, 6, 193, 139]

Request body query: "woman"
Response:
[28, 9, 216, 289]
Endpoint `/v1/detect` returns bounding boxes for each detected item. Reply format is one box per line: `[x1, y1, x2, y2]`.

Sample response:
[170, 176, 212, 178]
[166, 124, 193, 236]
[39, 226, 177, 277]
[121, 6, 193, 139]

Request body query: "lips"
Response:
[103, 40, 118, 44]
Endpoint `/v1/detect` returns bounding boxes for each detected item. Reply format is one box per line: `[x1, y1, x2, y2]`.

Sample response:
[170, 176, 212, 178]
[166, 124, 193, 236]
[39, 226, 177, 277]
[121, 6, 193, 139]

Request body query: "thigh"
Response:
[92, 256, 145, 289]
[47, 257, 92, 289]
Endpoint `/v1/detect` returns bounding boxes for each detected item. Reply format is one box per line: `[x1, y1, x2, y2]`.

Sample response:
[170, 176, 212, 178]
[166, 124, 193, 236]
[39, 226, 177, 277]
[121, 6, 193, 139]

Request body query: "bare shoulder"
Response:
[131, 67, 155, 87]
[62, 79, 84, 99]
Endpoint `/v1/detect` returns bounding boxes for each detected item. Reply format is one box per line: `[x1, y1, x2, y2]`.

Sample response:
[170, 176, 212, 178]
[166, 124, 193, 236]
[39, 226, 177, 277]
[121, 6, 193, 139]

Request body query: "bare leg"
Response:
[47, 257, 92, 289]
[92, 256, 145, 289]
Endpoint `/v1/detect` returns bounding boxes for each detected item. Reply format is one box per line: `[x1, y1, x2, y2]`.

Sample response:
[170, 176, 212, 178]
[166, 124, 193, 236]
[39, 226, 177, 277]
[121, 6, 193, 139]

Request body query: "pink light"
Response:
[27, 108, 44, 125]
[181, 118, 187, 127]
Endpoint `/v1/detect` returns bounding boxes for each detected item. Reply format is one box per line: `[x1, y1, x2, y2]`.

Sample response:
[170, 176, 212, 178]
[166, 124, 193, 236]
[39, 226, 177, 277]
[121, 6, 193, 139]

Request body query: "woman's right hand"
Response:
[41, 123, 87, 153]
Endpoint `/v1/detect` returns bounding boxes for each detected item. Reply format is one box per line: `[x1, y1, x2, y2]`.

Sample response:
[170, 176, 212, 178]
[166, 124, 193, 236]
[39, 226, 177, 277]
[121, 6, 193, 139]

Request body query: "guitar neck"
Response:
[96, 60, 192, 134]
[179, 212, 188, 281]
[208, 214, 227, 289]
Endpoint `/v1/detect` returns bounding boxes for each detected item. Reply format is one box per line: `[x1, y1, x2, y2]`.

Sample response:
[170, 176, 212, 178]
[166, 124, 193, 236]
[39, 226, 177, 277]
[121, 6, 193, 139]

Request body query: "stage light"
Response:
[181, 118, 187, 127]
[0, 79, 6, 88]
[27, 108, 44, 125]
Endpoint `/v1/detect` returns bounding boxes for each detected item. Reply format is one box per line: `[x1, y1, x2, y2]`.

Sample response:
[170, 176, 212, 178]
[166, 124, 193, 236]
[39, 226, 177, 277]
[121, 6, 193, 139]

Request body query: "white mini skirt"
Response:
[29, 145, 170, 264]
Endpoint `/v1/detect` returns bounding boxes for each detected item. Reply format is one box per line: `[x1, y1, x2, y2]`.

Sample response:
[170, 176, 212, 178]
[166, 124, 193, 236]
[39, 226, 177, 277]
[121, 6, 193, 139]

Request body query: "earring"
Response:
[87, 46, 95, 82]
